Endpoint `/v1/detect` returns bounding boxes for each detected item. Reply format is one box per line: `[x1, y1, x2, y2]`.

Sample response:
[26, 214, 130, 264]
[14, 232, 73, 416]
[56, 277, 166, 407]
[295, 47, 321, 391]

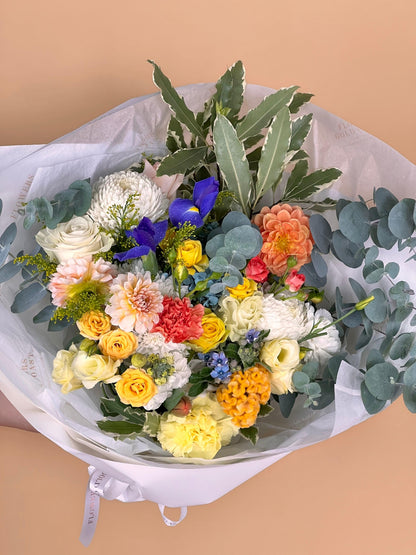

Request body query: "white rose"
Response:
[52, 345, 82, 394]
[71, 350, 121, 389]
[36, 215, 114, 263]
[260, 338, 300, 395]
[219, 293, 263, 341]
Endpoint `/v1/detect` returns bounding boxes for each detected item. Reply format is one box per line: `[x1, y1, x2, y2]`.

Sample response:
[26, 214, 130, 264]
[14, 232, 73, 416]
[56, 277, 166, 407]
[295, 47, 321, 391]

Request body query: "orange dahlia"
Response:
[252, 204, 313, 276]
[216, 365, 271, 428]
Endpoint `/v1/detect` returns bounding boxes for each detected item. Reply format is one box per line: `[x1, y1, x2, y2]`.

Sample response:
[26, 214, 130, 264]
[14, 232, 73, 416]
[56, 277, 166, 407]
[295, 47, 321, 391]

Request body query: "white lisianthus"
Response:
[260, 338, 301, 395]
[219, 293, 263, 341]
[52, 344, 82, 394]
[302, 309, 341, 365]
[36, 215, 113, 263]
[88, 170, 169, 230]
[259, 296, 315, 341]
[71, 350, 121, 389]
[135, 332, 191, 410]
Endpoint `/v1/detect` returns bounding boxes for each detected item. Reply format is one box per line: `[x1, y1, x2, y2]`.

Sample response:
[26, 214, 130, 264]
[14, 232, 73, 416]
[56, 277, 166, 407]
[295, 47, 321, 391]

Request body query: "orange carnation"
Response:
[216, 365, 271, 428]
[252, 203, 313, 276]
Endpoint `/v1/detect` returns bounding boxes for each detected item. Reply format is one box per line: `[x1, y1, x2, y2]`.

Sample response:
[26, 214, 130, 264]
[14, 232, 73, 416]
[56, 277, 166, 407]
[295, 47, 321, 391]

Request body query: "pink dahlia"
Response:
[105, 272, 164, 333]
[48, 256, 116, 307]
[151, 296, 204, 343]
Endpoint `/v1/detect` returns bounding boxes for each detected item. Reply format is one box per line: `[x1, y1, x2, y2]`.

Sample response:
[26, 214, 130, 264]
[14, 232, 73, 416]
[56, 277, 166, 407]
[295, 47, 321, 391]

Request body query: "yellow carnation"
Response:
[188, 312, 228, 353]
[226, 277, 257, 299]
[116, 368, 157, 407]
[157, 393, 238, 459]
[260, 338, 300, 395]
[99, 329, 138, 359]
[76, 310, 112, 340]
[177, 240, 209, 275]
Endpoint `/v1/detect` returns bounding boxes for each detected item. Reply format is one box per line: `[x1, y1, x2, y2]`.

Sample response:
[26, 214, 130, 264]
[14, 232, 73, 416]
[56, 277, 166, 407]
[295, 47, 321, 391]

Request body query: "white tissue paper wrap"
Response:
[1, 84, 415, 513]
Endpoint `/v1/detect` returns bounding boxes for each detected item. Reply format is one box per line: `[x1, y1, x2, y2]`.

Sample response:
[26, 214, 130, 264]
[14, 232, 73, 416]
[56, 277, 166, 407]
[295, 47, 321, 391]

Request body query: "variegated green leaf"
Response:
[255, 107, 291, 206]
[289, 92, 314, 114]
[156, 147, 208, 176]
[289, 113, 313, 151]
[213, 60, 245, 123]
[213, 115, 252, 215]
[236, 86, 298, 142]
[148, 60, 205, 140]
[166, 116, 187, 152]
[283, 167, 342, 201]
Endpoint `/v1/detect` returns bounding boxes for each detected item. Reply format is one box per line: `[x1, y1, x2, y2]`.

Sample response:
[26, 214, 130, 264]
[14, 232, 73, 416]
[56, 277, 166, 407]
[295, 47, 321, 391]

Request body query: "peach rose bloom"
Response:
[77, 310, 112, 340]
[116, 368, 157, 407]
[253, 204, 313, 276]
[99, 329, 138, 360]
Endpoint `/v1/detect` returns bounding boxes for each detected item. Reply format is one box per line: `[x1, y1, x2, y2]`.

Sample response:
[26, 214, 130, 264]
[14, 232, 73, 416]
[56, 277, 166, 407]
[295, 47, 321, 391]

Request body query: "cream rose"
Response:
[220, 293, 263, 341]
[52, 345, 82, 394]
[260, 338, 300, 395]
[36, 215, 113, 263]
[71, 350, 121, 389]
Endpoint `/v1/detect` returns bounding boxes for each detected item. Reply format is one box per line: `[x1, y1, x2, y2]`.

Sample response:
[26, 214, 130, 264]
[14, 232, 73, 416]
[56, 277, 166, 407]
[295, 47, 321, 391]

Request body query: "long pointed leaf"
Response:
[11, 282, 48, 313]
[148, 60, 205, 140]
[290, 113, 313, 151]
[213, 60, 245, 122]
[236, 86, 298, 142]
[255, 107, 291, 204]
[283, 167, 342, 201]
[156, 147, 208, 176]
[166, 116, 187, 152]
[213, 115, 252, 215]
[289, 92, 314, 114]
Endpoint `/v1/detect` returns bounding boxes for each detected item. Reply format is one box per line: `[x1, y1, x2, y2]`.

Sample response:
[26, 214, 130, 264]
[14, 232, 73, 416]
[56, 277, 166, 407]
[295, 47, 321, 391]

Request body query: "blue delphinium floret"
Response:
[245, 329, 261, 344]
[208, 352, 231, 381]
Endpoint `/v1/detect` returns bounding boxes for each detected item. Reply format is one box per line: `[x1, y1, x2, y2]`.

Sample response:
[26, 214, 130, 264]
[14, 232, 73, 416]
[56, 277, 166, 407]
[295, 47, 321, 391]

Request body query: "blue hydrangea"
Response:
[245, 329, 261, 343]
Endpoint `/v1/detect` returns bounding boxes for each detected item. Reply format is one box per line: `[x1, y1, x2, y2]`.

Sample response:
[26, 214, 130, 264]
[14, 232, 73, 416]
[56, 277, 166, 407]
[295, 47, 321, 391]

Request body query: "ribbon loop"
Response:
[158, 505, 188, 527]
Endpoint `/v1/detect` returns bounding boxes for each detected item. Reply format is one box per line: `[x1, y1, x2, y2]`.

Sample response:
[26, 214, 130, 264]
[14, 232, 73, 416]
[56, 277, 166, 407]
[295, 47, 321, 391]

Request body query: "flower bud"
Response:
[170, 396, 192, 417]
[167, 248, 177, 265]
[308, 289, 324, 304]
[355, 295, 375, 311]
[79, 339, 99, 356]
[286, 255, 298, 269]
[174, 262, 189, 282]
[131, 353, 147, 368]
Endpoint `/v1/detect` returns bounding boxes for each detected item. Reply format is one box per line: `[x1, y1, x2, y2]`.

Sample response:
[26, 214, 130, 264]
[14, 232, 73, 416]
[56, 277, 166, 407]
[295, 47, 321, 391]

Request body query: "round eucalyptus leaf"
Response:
[363, 260, 384, 284]
[209, 282, 226, 295]
[300, 262, 327, 288]
[365, 245, 379, 264]
[389, 281, 412, 306]
[304, 382, 321, 397]
[327, 353, 346, 380]
[360, 382, 386, 414]
[216, 246, 234, 262]
[339, 202, 370, 244]
[221, 211, 251, 233]
[403, 362, 416, 387]
[403, 385, 416, 413]
[386, 305, 413, 337]
[364, 362, 399, 400]
[309, 214, 331, 254]
[388, 199, 415, 239]
[310, 381, 334, 410]
[311, 249, 327, 278]
[224, 225, 262, 258]
[364, 288, 387, 323]
[348, 277, 367, 301]
[390, 333, 415, 360]
[222, 275, 239, 288]
[385, 262, 400, 279]
[374, 187, 398, 217]
[355, 327, 373, 349]
[302, 361, 319, 380]
[228, 252, 247, 270]
[336, 198, 350, 219]
[209, 256, 229, 273]
[366, 349, 385, 369]
[331, 230, 365, 268]
[292, 371, 310, 391]
[376, 217, 397, 250]
[205, 234, 225, 258]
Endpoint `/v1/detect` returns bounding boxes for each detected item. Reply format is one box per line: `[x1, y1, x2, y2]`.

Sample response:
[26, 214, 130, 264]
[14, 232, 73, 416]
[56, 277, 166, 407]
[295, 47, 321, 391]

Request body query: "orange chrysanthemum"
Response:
[252, 204, 313, 276]
[216, 365, 271, 428]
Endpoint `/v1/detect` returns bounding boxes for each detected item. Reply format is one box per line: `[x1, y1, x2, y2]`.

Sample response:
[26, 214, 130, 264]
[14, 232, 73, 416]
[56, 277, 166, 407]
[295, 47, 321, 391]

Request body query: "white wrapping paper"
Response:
[0, 84, 415, 511]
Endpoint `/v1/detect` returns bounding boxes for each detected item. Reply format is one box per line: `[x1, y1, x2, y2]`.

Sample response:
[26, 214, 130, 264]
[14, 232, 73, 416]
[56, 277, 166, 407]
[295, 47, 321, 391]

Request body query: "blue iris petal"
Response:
[114, 217, 168, 261]
[153, 219, 169, 244]
[169, 198, 204, 228]
[193, 177, 219, 218]
[113, 245, 151, 261]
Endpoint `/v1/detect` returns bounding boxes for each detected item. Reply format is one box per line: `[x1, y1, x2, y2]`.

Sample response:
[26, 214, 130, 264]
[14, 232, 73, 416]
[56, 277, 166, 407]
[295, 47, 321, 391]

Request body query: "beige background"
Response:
[1, 1, 415, 554]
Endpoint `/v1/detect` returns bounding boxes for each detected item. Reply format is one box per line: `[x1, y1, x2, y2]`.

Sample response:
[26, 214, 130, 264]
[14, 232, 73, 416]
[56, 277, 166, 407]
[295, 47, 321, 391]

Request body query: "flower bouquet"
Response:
[0, 61, 415, 534]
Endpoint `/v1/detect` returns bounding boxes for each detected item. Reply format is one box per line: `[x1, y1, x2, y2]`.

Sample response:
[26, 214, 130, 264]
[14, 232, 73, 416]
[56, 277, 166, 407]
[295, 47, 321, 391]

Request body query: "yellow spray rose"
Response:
[226, 277, 257, 299]
[157, 393, 239, 459]
[76, 310, 112, 340]
[116, 368, 157, 407]
[260, 338, 300, 395]
[71, 351, 121, 389]
[52, 344, 82, 394]
[177, 240, 209, 275]
[98, 329, 138, 359]
[188, 312, 228, 353]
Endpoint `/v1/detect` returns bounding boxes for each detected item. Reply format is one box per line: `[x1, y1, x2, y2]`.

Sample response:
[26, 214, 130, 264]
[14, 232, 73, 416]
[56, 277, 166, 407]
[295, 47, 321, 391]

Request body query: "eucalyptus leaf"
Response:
[0, 222, 17, 249]
[389, 333, 415, 360]
[276, 392, 297, 418]
[338, 202, 370, 244]
[403, 362, 416, 387]
[310, 249, 327, 278]
[11, 282, 48, 313]
[300, 261, 327, 287]
[309, 214, 331, 254]
[374, 187, 398, 217]
[403, 385, 416, 412]
[388, 199, 415, 239]
[349, 277, 367, 301]
[385, 262, 400, 279]
[376, 217, 397, 249]
[364, 362, 398, 400]
[361, 382, 386, 414]
[331, 231, 365, 268]
[33, 304, 56, 324]
[0, 258, 21, 282]
[363, 288, 387, 323]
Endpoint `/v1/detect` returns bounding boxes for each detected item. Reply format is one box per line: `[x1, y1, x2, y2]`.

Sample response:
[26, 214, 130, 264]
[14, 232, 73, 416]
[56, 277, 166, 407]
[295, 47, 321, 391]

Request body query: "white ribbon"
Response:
[79, 466, 187, 546]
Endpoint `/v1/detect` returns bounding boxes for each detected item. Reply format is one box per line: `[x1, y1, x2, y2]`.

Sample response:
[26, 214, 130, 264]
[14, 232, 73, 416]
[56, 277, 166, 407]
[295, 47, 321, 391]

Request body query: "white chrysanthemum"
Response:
[303, 309, 341, 366]
[120, 258, 145, 275]
[88, 170, 169, 230]
[258, 296, 315, 341]
[136, 332, 191, 410]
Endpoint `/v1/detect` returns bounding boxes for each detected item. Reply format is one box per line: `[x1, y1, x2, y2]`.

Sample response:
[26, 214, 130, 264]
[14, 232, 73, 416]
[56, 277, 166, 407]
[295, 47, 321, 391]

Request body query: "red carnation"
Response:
[246, 256, 269, 283]
[151, 296, 204, 343]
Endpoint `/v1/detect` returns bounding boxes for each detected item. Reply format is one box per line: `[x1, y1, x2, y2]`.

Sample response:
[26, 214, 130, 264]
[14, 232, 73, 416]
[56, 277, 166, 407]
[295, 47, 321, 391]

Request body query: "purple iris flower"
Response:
[169, 176, 219, 228]
[113, 217, 168, 262]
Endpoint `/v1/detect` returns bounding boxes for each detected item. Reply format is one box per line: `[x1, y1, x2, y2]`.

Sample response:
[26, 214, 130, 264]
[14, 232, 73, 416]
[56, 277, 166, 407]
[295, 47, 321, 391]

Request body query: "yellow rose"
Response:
[98, 329, 138, 359]
[52, 345, 82, 394]
[77, 310, 112, 340]
[71, 351, 121, 389]
[226, 277, 257, 299]
[177, 240, 209, 275]
[188, 312, 228, 353]
[157, 393, 238, 459]
[116, 368, 157, 407]
[260, 338, 300, 395]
